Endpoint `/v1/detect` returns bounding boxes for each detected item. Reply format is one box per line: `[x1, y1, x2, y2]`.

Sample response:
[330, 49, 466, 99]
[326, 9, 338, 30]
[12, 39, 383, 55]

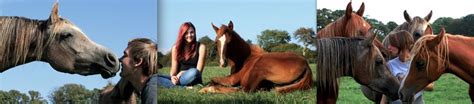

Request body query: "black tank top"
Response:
[178, 42, 200, 71]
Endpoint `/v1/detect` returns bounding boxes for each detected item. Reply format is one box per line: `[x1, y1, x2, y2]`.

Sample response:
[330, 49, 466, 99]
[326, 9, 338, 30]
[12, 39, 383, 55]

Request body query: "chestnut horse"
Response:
[0, 2, 119, 78]
[199, 21, 313, 93]
[316, 2, 390, 103]
[317, 2, 370, 38]
[316, 31, 400, 104]
[399, 28, 474, 102]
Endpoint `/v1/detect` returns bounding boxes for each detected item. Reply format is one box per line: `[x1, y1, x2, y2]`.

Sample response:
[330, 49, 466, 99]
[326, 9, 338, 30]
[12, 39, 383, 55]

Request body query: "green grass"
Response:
[337, 74, 470, 104]
[158, 64, 471, 103]
[157, 64, 317, 104]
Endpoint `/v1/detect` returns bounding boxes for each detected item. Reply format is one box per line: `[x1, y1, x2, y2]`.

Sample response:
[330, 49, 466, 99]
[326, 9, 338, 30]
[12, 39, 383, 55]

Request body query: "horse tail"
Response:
[275, 64, 313, 93]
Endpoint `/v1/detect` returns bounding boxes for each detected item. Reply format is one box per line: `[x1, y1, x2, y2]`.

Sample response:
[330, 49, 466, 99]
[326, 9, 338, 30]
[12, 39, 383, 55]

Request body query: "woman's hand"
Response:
[171, 76, 179, 85]
[172, 71, 185, 85]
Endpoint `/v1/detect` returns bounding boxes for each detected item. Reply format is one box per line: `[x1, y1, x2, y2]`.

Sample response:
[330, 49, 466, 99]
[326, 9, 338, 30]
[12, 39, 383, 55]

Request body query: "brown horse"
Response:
[317, 2, 370, 38]
[316, 32, 400, 104]
[0, 2, 119, 78]
[316, 2, 389, 102]
[199, 21, 313, 93]
[399, 28, 474, 102]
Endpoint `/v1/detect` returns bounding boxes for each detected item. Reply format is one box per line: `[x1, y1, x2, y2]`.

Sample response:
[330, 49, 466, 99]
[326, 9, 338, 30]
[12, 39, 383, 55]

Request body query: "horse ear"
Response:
[345, 2, 353, 20]
[228, 20, 234, 30]
[424, 10, 433, 22]
[424, 25, 433, 35]
[364, 28, 377, 47]
[430, 28, 446, 46]
[356, 2, 365, 16]
[212, 23, 219, 33]
[404, 10, 411, 22]
[48, 2, 60, 24]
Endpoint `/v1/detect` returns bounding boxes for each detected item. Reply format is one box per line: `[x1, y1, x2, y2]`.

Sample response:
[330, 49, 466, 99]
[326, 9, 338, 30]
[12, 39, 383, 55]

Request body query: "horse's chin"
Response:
[73, 63, 116, 78]
[92, 63, 116, 79]
[219, 61, 228, 68]
[219, 64, 227, 68]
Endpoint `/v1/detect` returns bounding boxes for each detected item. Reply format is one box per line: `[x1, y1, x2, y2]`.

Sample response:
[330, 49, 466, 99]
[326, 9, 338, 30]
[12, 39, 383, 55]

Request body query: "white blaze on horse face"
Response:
[218, 34, 227, 65]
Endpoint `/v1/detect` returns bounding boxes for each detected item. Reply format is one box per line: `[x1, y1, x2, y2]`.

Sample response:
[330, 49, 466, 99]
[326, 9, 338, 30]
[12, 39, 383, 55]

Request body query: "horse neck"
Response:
[316, 21, 344, 39]
[226, 31, 251, 70]
[0, 16, 49, 72]
[316, 18, 347, 39]
[443, 35, 474, 83]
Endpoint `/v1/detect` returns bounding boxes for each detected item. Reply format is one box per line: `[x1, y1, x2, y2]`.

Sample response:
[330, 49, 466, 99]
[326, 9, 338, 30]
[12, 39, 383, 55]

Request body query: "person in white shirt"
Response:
[381, 31, 433, 104]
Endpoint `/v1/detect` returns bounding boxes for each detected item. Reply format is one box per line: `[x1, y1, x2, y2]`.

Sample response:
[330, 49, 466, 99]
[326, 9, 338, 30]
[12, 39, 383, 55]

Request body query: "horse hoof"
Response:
[199, 86, 216, 93]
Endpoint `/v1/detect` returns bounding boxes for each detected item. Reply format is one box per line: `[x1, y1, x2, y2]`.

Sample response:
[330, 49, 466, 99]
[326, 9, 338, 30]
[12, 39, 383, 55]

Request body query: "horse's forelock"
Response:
[410, 35, 449, 74]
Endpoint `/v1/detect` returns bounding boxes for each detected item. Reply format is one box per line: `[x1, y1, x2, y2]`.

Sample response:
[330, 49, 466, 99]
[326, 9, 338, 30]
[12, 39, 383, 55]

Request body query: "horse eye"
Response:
[60, 33, 73, 40]
[416, 61, 425, 69]
[375, 59, 383, 65]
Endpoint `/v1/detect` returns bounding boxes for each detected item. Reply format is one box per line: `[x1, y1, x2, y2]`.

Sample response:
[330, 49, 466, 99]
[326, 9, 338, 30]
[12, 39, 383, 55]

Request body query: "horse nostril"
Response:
[105, 53, 117, 68]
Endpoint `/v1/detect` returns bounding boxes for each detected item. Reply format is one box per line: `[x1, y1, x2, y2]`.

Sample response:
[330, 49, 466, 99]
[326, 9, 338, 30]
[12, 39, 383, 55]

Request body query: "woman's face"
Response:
[387, 45, 399, 57]
[185, 27, 196, 43]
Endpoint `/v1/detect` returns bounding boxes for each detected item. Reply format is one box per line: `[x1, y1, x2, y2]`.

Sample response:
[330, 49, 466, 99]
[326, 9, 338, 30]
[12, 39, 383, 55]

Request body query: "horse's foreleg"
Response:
[199, 86, 240, 94]
[211, 75, 240, 86]
[240, 70, 264, 92]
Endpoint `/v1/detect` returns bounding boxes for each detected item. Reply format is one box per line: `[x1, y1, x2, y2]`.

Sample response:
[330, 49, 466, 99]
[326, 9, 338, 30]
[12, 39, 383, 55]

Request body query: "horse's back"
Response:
[251, 52, 310, 84]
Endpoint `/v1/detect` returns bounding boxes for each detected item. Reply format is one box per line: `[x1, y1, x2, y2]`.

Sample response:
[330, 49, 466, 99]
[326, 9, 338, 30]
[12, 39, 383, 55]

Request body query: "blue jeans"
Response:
[157, 68, 202, 88]
[178, 68, 202, 86]
[157, 75, 174, 88]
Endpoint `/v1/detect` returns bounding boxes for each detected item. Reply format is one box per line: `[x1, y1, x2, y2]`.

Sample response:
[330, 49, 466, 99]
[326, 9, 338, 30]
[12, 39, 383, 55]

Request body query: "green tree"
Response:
[365, 18, 390, 40]
[8, 90, 29, 103]
[270, 43, 304, 55]
[198, 36, 218, 66]
[317, 8, 344, 31]
[246, 39, 253, 44]
[293, 27, 315, 56]
[0, 90, 29, 103]
[158, 51, 171, 67]
[386, 21, 398, 31]
[28, 90, 47, 104]
[446, 14, 474, 36]
[432, 17, 454, 34]
[257, 29, 291, 52]
[49, 83, 93, 104]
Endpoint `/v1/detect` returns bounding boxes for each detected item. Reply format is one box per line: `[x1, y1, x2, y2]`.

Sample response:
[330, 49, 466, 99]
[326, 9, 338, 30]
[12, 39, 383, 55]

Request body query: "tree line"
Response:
[159, 27, 317, 67]
[0, 82, 139, 104]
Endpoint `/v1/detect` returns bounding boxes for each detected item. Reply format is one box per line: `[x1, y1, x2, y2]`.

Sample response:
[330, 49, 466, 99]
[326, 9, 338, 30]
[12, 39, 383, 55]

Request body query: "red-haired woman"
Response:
[169, 22, 207, 86]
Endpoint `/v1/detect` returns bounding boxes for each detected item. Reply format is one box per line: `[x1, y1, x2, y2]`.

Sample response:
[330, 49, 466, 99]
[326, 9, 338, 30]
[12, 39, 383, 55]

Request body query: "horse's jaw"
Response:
[399, 86, 416, 103]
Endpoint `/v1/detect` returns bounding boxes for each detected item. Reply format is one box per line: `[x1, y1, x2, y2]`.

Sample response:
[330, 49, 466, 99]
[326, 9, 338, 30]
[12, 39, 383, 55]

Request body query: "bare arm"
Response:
[196, 44, 207, 73]
[170, 45, 179, 76]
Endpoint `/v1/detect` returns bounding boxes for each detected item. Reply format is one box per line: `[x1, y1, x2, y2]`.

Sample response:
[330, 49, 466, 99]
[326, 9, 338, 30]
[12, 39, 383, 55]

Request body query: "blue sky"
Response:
[0, 0, 156, 100]
[159, 0, 316, 53]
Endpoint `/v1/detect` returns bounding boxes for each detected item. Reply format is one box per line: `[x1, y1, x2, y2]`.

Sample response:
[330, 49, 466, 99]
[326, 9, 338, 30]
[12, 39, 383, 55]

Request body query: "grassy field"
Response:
[337, 74, 470, 103]
[158, 64, 471, 103]
[158, 64, 317, 104]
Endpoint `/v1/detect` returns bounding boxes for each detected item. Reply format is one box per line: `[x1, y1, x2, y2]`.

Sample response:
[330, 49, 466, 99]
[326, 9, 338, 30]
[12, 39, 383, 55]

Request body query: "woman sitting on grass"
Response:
[164, 22, 207, 87]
